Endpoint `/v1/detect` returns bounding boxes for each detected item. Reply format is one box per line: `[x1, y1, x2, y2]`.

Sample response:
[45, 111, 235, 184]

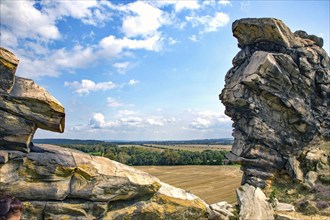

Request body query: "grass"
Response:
[134, 165, 242, 204]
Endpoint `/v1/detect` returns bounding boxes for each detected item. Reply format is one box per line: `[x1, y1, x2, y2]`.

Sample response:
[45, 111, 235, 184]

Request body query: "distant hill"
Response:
[33, 138, 233, 145]
[33, 138, 105, 145]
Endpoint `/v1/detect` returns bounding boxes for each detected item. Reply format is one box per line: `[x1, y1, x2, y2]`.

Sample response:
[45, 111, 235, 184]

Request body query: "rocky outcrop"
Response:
[220, 18, 330, 188]
[1, 144, 209, 219]
[0, 48, 235, 219]
[0, 47, 65, 152]
[236, 184, 274, 220]
[221, 17, 330, 218]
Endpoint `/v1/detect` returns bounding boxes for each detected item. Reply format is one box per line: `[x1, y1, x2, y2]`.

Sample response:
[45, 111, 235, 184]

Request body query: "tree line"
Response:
[59, 143, 230, 166]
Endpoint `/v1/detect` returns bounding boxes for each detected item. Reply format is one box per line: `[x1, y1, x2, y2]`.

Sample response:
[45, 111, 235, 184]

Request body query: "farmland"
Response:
[135, 165, 242, 204]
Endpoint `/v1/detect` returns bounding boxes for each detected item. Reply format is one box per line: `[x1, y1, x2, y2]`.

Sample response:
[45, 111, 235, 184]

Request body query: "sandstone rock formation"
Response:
[236, 184, 273, 220]
[0, 47, 65, 152]
[1, 144, 209, 219]
[0, 48, 235, 219]
[221, 18, 330, 217]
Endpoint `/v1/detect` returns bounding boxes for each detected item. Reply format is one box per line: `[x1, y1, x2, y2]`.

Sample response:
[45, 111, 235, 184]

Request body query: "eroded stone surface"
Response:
[0, 47, 19, 93]
[0, 48, 65, 152]
[0, 144, 210, 219]
[220, 17, 330, 189]
[236, 184, 274, 220]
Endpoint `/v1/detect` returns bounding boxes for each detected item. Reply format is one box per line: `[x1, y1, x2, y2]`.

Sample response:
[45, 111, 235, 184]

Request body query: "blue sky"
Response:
[1, 0, 329, 141]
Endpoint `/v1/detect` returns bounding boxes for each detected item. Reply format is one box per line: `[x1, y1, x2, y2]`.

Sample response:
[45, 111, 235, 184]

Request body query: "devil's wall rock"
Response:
[220, 18, 329, 189]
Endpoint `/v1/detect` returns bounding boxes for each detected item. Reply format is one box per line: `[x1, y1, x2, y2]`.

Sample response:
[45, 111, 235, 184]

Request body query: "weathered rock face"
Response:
[0, 48, 19, 93]
[236, 184, 274, 220]
[0, 144, 210, 219]
[220, 18, 330, 189]
[0, 47, 65, 152]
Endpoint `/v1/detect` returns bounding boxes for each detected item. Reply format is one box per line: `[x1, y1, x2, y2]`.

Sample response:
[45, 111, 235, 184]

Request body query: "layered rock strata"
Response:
[220, 18, 329, 188]
[0, 47, 65, 152]
[1, 144, 209, 219]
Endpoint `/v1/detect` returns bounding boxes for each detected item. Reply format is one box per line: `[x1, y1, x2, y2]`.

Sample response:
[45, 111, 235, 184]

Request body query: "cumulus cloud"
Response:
[189, 35, 198, 42]
[65, 80, 117, 95]
[64, 78, 140, 95]
[174, 0, 200, 12]
[190, 118, 212, 129]
[0, 0, 60, 45]
[119, 116, 143, 127]
[107, 97, 125, 107]
[113, 62, 130, 74]
[219, 0, 232, 6]
[1, 0, 232, 79]
[41, 0, 110, 26]
[99, 33, 163, 57]
[121, 1, 167, 38]
[128, 79, 140, 85]
[89, 113, 117, 128]
[188, 109, 231, 130]
[118, 110, 137, 116]
[186, 12, 230, 33]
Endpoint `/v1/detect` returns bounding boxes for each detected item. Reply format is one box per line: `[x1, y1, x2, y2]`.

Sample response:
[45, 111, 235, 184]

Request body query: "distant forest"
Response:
[33, 138, 234, 145]
[36, 142, 231, 166]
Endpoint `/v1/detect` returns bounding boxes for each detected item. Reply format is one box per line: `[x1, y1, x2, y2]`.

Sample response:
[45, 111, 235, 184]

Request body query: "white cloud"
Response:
[52, 45, 95, 68]
[89, 113, 106, 128]
[0, 0, 60, 44]
[118, 110, 137, 116]
[42, 0, 110, 26]
[65, 80, 117, 95]
[89, 113, 118, 128]
[128, 79, 140, 85]
[99, 33, 163, 57]
[219, 0, 232, 6]
[188, 109, 231, 130]
[107, 97, 125, 107]
[1, 0, 232, 80]
[190, 118, 212, 129]
[113, 62, 130, 74]
[146, 118, 164, 126]
[119, 116, 143, 127]
[189, 35, 198, 42]
[207, 12, 230, 32]
[186, 12, 230, 33]
[174, 0, 200, 12]
[121, 1, 167, 38]
[168, 37, 178, 45]
[13, 45, 96, 79]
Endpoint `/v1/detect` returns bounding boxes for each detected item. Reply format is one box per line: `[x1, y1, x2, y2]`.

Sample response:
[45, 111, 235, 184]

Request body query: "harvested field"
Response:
[135, 165, 242, 204]
[144, 144, 232, 152]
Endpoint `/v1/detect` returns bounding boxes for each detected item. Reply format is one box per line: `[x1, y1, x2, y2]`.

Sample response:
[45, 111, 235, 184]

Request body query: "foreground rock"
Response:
[237, 184, 274, 220]
[0, 48, 19, 93]
[1, 144, 209, 219]
[0, 47, 65, 152]
[221, 17, 330, 216]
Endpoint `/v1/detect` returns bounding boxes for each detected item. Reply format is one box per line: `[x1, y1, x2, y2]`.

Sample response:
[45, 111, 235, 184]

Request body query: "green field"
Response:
[135, 165, 242, 204]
